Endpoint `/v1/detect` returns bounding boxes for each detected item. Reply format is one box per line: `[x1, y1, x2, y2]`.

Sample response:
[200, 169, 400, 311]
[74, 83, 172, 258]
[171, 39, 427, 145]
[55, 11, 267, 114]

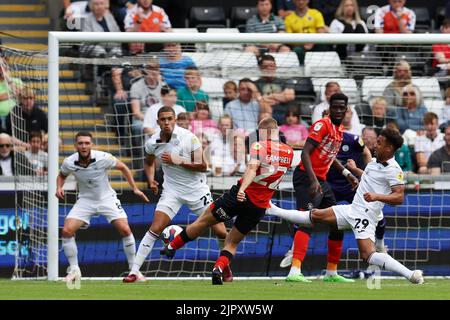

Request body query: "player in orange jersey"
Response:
[160, 117, 294, 285]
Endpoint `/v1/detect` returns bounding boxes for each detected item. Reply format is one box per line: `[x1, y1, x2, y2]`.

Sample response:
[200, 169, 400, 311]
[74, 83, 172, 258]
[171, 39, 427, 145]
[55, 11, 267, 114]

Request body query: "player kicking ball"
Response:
[267, 128, 424, 284]
[56, 131, 149, 283]
[160, 117, 294, 285]
[123, 106, 231, 283]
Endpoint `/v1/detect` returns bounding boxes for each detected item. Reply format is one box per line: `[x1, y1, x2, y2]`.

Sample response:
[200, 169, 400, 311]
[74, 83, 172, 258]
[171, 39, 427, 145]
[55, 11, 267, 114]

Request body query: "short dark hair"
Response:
[177, 112, 189, 121]
[29, 131, 42, 141]
[157, 106, 176, 118]
[329, 92, 348, 106]
[239, 78, 254, 86]
[195, 101, 209, 112]
[285, 106, 300, 119]
[379, 127, 404, 152]
[258, 54, 275, 66]
[161, 84, 176, 96]
[442, 18, 450, 29]
[75, 131, 93, 141]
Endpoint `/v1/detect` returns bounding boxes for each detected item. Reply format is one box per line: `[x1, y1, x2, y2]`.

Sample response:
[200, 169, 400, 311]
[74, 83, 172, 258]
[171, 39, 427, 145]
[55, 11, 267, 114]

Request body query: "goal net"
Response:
[2, 32, 450, 279]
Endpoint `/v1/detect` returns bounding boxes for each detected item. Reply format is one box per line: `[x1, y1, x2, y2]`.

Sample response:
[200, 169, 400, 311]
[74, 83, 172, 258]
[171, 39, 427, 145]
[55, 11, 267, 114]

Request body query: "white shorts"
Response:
[66, 195, 127, 225]
[332, 204, 377, 242]
[155, 185, 213, 220]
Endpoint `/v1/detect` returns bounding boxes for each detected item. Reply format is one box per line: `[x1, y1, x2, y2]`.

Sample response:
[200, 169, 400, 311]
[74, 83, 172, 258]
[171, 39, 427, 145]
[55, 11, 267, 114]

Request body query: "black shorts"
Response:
[293, 167, 337, 210]
[210, 184, 266, 235]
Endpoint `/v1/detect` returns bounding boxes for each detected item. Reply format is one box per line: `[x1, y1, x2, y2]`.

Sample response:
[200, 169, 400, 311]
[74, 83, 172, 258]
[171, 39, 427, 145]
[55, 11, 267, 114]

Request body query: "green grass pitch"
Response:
[0, 279, 449, 300]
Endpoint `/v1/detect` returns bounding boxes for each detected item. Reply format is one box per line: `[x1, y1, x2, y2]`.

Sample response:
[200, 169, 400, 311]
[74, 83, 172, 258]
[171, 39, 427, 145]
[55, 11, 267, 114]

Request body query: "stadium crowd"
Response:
[1, 0, 450, 178]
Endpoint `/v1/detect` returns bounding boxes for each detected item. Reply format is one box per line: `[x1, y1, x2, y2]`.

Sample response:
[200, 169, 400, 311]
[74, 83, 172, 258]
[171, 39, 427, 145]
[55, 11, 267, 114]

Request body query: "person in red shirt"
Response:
[160, 117, 294, 285]
[432, 19, 450, 75]
[285, 92, 359, 283]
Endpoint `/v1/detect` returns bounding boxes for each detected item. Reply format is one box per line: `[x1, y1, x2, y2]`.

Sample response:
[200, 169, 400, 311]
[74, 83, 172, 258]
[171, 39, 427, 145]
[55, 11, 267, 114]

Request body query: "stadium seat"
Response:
[283, 77, 317, 122]
[411, 7, 431, 33]
[184, 52, 222, 77]
[230, 6, 258, 32]
[172, 28, 199, 33]
[205, 28, 243, 52]
[411, 78, 443, 100]
[189, 7, 227, 31]
[361, 77, 392, 102]
[267, 52, 302, 76]
[312, 78, 359, 105]
[208, 97, 225, 122]
[359, 6, 377, 28]
[304, 52, 344, 77]
[436, 6, 446, 30]
[345, 51, 384, 78]
[220, 52, 258, 77]
[423, 99, 445, 118]
[201, 77, 229, 97]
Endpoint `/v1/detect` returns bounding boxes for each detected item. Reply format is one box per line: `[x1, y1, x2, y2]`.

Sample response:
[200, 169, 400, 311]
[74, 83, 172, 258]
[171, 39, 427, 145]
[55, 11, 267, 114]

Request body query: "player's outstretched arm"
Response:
[144, 154, 159, 195]
[116, 160, 150, 202]
[364, 185, 405, 206]
[237, 159, 260, 202]
[55, 172, 67, 200]
[346, 159, 364, 178]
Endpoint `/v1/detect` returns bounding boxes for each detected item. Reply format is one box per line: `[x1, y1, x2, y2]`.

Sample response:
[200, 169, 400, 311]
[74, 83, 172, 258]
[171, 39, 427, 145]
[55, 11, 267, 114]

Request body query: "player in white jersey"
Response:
[56, 131, 149, 283]
[123, 106, 230, 283]
[267, 128, 424, 284]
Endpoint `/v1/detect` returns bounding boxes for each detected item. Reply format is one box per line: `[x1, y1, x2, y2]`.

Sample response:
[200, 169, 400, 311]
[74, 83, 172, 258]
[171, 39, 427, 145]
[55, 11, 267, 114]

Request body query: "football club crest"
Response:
[314, 122, 323, 131]
[342, 144, 349, 152]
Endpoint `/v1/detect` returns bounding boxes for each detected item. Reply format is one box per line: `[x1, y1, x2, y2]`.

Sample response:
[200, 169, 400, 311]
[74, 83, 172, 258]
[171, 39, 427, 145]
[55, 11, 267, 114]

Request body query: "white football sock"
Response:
[375, 238, 385, 251]
[266, 204, 313, 226]
[368, 252, 413, 280]
[326, 270, 338, 276]
[131, 231, 159, 274]
[122, 234, 136, 270]
[288, 266, 301, 277]
[62, 237, 78, 267]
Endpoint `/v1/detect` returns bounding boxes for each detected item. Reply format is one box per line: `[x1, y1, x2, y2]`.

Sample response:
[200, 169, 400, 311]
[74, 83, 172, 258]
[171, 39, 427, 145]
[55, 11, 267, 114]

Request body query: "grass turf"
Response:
[0, 279, 449, 300]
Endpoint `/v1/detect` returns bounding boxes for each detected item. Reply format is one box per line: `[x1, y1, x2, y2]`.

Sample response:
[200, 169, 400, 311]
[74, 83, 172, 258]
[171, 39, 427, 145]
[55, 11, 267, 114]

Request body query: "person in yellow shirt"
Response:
[285, 0, 328, 64]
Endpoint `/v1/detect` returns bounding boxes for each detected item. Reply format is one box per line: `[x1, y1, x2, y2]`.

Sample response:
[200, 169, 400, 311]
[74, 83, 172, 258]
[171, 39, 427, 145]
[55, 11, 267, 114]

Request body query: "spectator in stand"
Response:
[24, 131, 48, 176]
[362, 97, 396, 135]
[386, 121, 413, 172]
[396, 84, 428, 133]
[277, 0, 296, 19]
[284, 0, 327, 64]
[80, 0, 122, 57]
[190, 102, 218, 136]
[310, 0, 341, 26]
[0, 58, 23, 128]
[109, 0, 136, 31]
[428, 125, 450, 175]
[160, 43, 196, 90]
[6, 88, 48, 137]
[432, 19, 450, 76]
[414, 112, 445, 174]
[209, 114, 236, 177]
[441, 88, 450, 127]
[361, 126, 377, 156]
[279, 107, 308, 148]
[245, 0, 290, 56]
[0, 133, 32, 176]
[142, 85, 185, 136]
[124, 0, 172, 54]
[176, 112, 190, 130]
[343, 106, 365, 135]
[311, 81, 362, 129]
[62, 0, 89, 31]
[224, 78, 271, 134]
[222, 81, 238, 108]
[176, 67, 209, 113]
[374, 0, 416, 34]
[329, 0, 369, 60]
[129, 57, 165, 139]
[383, 60, 416, 107]
[254, 55, 296, 124]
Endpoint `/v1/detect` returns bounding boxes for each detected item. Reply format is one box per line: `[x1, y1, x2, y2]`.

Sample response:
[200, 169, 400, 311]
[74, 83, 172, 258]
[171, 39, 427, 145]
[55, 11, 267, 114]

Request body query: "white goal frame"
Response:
[47, 32, 450, 281]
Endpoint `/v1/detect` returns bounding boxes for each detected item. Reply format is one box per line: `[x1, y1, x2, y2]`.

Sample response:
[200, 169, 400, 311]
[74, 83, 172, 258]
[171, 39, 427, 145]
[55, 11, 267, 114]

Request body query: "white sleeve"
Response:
[162, 9, 172, 29]
[142, 106, 153, 129]
[185, 133, 202, 154]
[311, 104, 325, 124]
[413, 136, 425, 153]
[407, 10, 416, 32]
[60, 158, 72, 176]
[387, 166, 405, 187]
[373, 8, 383, 29]
[99, 152, 117, 169]
[329, 19, 344, 34]
[144, 140, 156, 156]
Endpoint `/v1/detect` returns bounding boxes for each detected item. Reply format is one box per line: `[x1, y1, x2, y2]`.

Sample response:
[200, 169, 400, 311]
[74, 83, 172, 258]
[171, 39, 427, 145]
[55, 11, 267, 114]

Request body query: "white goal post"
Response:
[47, 32, 450, 281]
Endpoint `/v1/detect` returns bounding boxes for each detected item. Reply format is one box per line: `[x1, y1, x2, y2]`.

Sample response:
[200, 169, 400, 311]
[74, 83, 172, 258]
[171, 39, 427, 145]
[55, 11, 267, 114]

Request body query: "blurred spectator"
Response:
[362, 97, 396, 135]
[0, 133, 32, 176]
[414, 112, 444, 174]
[311, 81, 362, 129]
[329, 0, 368, 60]
[176, 67, 209, 112]
[129, 57, 165, 138]
[383, 60, 416, 107]
[62, 0, 89, 31]
[232, 134, 247, 175]
[374, 0, 416, 34]
[109, 0, 136, 31]
[279, 107, 308, 148]
[245, 0, 290, 56]
[432, 19, 450, 76]
[386, 121, 413, 172]
[277, 0, 296, 18]
[224, 78, 271, 133]
[222, 81, 238, 108]
[254, 55, 295, 124]
[143, 85, 185, 136]
[160, 43, 196, 90]
[197, 132, 212, 170]
[285, 0, 327, 64]
[24, 131, 48, 175]
[6, 88, 48, 137]
[310, 0, 341, 26]
[361, 126, 377, 156]
[190, 102, 218, 136]
[210, 115, 235, 176]
[343, 106, 365, 135]
[80, 0, 122, 57]
[441, 88, 450, 126]
[0, 58, 23, 127]
[176, 112, 191, 130]
[427, 125, 450, 175]
[396, 84, 427, 133]
[124, 0, 172, 54]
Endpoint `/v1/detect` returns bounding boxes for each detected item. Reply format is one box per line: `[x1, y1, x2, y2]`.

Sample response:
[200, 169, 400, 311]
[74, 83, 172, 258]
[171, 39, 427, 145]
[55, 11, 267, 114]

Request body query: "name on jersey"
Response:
[265, 154, 290, 164]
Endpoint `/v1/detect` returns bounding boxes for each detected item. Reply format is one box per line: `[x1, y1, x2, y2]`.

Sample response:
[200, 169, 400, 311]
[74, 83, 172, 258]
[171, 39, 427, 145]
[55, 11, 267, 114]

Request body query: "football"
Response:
[161, 225, 183, 245]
